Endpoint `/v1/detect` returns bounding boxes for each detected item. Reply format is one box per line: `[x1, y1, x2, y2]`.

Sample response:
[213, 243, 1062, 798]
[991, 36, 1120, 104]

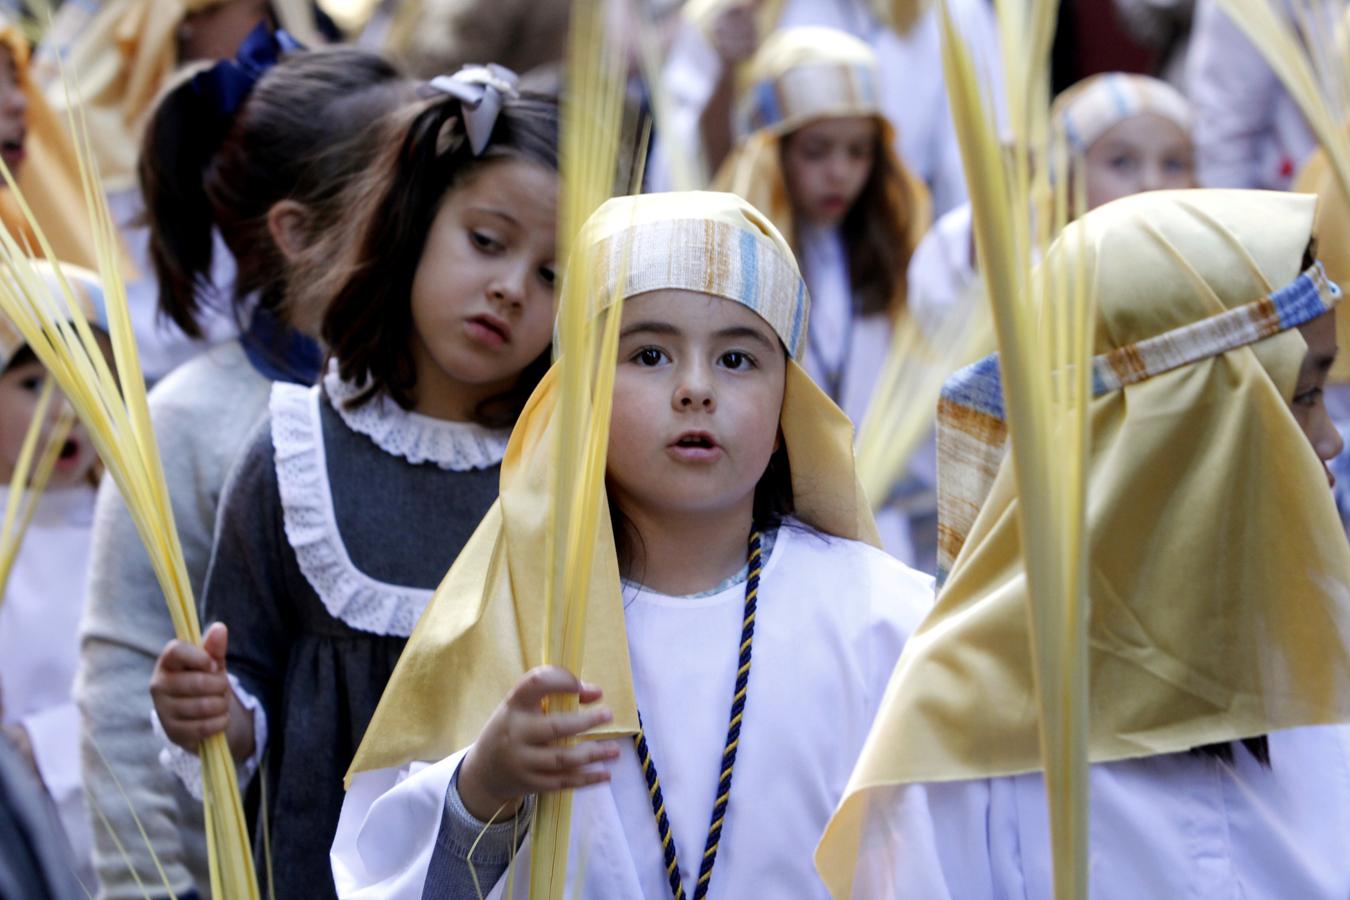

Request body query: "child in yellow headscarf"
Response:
[330, 191, 934, 899]
[910, 72, 1195, 333]
[712, 26, 933, 566]
[817, 189, 1350, 898]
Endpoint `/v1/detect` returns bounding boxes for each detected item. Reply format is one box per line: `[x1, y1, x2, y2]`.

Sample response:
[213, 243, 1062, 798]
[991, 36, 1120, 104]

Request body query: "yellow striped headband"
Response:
[735, 26, 881, 140]
[573, 191, 810, 358]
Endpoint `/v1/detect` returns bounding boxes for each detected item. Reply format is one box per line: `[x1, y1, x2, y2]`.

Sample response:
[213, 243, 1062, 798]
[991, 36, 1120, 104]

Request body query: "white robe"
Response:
[332, 523, 934, 898]
[849, 725, 1350, 898]
[0, 484, 96, 884]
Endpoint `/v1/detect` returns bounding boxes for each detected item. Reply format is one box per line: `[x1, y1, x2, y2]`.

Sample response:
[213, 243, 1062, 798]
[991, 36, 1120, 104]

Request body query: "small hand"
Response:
[149, 622, 233, 753]
[458, 666, 621, 821]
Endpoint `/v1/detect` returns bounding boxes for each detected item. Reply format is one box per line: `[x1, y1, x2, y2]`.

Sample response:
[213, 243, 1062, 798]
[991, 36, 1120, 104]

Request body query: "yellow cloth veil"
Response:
[711, 26, 930, 319]
[34, 0, 321, 192]
[818, 189, 1350, 894]
[0, 23, 102, 271]
[348, 191, 879, 780]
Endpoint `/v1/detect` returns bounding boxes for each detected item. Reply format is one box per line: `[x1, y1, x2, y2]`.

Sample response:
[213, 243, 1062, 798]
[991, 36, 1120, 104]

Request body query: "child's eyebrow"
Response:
[714, 325, 777, 349]
[620, 320, 680, 339]
[469, 206, 520, 226]
[619, 322, 777, 349]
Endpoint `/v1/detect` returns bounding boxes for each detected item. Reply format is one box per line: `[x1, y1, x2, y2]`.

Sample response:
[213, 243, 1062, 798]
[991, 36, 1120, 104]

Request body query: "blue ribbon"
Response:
[191, 23, 304, 121]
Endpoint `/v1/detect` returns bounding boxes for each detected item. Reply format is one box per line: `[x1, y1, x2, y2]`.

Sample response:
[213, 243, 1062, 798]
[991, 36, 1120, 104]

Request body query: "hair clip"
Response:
[427, 64, 521, 156]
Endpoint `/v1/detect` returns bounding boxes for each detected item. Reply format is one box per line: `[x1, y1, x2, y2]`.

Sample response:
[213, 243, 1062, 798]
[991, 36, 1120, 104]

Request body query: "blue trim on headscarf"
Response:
[940, 354, 1005, 421]
[738, 229, 760, 316]
[1274, 266, 1340, 330]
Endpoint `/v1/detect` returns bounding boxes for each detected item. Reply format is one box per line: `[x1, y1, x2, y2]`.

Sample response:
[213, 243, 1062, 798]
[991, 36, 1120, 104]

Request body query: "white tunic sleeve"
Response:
[332, 752, 466, 899]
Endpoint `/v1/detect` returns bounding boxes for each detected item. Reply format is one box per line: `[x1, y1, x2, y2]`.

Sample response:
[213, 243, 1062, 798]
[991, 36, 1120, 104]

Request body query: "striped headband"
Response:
[581, 202, 811, 359]
[1054, 73, 1192, 154]
[738, 61, 880, 139]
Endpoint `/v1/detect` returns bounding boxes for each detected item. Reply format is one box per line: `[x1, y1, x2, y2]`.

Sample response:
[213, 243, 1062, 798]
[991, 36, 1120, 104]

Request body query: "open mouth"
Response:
[673, 432, 716, 450]
[1, 135, 25, 159]
[58, 439, 79, 462]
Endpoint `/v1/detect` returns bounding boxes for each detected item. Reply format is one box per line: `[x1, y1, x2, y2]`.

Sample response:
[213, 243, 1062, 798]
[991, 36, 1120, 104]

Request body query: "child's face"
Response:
[1082, 113, 1193, 212]
[0, 46, 27, 177]
[781, 115, 877, 229]
[1291, 308, 1343, 487]
[607, 291, 786, 524]
[0, 356, 96, 489]
[408, 158, 558, 418]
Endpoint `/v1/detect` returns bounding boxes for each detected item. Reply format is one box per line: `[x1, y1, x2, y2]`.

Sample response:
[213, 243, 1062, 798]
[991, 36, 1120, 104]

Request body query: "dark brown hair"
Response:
[314, 89, 559, 424]
[782, 121, 919, 318]
[138, 47, 405, 337]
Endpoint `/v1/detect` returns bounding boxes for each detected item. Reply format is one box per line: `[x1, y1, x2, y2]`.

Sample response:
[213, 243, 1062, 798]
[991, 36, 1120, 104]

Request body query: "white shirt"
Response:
[850, 725, 1350, 898]
[0, 484, 96, 883]
[332, 523, 935, 898]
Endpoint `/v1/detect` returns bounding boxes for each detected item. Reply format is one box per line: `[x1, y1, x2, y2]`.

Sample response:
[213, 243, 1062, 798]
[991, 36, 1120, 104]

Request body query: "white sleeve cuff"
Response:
[153, 673, 269, 801]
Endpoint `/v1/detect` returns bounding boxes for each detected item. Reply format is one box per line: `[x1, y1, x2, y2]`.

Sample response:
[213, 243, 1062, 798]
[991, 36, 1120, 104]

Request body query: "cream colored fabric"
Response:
[348, 191, 880, 779]
[712, 26, 930, 319]
[37, 0, 228, 191]
[817, 189, 1350, 895]
[0, 23, 103, 272]
[1052, 71, 1192, 155]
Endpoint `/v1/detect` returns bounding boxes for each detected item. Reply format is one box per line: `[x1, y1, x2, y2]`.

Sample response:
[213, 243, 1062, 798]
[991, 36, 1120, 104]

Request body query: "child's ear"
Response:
[266, 200, 312, 263]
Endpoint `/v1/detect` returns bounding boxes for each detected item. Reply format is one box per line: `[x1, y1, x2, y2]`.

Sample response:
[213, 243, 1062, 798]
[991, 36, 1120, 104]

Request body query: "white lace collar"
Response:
[322, 364, 510, 472]
[270, 382, 435, 637]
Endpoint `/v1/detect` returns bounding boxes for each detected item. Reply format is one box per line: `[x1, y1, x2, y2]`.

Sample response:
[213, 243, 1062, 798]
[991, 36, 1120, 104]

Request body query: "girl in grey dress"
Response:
[148, 73, 561, 899]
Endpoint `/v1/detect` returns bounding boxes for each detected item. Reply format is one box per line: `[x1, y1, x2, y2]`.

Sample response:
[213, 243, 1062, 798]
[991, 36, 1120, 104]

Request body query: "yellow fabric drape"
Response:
[818, 189, 1350, 894]
[711, 26, 931, 321]
[38, 0, 226, 191]
[1295, 149, 1350, 383]
[348, 191, 880, 780]
[0, 24, 103, 272]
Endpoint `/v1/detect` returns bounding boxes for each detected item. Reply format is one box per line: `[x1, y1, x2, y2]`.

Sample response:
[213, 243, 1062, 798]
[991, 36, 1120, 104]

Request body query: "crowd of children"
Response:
[0, 0, 1346, 898]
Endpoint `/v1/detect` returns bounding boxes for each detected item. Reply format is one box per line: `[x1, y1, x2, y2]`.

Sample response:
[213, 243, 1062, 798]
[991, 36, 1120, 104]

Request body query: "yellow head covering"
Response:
[347, 191, 879, 780]
[711, 26, 930, 317]
[0, 23, 104, 272]
[818, 189, 1350, 894]
[1294, 148, 1350, 383]
[34, 0, 322, 192]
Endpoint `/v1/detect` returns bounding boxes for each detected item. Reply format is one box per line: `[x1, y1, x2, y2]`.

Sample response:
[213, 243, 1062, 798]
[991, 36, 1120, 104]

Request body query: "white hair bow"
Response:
[427, 64, 521, 156]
